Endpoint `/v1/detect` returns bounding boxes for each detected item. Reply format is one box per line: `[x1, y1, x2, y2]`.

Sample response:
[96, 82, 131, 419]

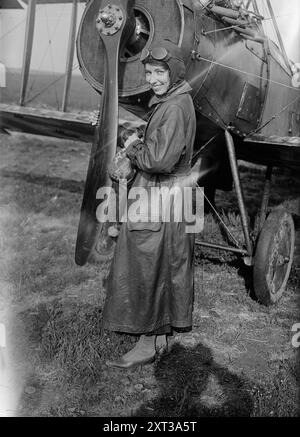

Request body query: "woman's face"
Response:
[145, 63, 170, 96]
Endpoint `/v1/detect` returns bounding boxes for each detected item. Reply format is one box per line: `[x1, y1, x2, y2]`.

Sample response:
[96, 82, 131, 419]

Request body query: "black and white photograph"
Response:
[0, 0, 299, 420]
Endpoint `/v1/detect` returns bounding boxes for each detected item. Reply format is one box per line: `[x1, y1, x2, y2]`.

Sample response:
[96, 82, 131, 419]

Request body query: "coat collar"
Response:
[148, 80, 192, 108]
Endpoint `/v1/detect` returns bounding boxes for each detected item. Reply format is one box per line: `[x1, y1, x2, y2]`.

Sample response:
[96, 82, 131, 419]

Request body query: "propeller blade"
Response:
[75, 0, 132, 266]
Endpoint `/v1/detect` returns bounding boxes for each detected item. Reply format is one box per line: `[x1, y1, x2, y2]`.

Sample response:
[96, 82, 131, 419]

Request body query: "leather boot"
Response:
[106, 335, 156, 369]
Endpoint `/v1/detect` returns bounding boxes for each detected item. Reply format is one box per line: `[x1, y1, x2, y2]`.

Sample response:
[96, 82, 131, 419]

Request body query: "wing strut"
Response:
[265, 0, 292, 73]
[61, 0, 78, 112]
[19, 0, 36, 106]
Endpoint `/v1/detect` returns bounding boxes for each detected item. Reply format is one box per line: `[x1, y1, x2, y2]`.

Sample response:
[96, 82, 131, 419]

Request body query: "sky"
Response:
[0, 0, 299, 73]
[261, 0, 300, 61]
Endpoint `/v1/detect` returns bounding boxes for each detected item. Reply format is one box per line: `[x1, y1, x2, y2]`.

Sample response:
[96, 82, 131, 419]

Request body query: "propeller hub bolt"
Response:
[96, 4, 124, 36]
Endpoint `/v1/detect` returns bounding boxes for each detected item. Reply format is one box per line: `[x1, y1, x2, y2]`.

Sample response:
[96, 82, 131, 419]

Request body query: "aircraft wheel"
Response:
[253, 209, 295, 306]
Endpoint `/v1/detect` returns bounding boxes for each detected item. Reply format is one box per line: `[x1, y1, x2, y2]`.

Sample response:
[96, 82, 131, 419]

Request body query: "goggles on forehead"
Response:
[140, 47, 171, 63]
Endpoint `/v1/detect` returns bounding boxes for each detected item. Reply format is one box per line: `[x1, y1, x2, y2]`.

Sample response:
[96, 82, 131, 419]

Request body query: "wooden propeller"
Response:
[75, 0, 134, 266]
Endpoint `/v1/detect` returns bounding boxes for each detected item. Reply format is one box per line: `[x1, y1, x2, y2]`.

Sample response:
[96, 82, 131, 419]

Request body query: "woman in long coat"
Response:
[103, 40, 197, 369]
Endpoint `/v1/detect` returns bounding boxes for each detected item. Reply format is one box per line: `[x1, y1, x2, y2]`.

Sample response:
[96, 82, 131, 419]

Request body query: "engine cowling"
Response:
[77, 0, 188, 97]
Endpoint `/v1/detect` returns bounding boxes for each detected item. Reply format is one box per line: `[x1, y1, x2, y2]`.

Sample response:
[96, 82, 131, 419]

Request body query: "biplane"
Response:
[0, 0, 300, 306]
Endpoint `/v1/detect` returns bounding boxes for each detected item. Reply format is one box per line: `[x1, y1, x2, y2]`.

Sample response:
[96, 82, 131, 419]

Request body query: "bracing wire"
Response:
[249, 94, 300, 135]
[25, 62, 79, 105]
[26, 3, 67, 104]
[203, 12, 299, 36]
[0, 18, 26, 81]
[261, 0, 277, 42]
[196, 184, 243, 249]
[204, 23, 252, 35]
[192, 134, 244, 250]
[44, 3, 60, 109]
[0, 19, 26, 42]
[196, 56, 300, 92]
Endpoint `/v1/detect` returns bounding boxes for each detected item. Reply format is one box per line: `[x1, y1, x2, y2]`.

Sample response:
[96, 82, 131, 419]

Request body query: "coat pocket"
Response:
[127, 220, 161, 232]
[126, 184, 162, 232]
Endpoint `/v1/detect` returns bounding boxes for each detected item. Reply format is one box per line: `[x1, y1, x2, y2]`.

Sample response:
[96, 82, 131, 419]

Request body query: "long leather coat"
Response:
[102, 81, 197, 334]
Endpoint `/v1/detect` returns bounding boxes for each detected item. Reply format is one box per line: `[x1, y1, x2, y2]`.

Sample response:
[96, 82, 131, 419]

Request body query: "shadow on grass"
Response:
[134, 342, 254, 417]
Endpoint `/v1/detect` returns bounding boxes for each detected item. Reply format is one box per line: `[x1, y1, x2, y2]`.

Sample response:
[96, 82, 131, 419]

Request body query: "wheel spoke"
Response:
[253, 210, 295, 305]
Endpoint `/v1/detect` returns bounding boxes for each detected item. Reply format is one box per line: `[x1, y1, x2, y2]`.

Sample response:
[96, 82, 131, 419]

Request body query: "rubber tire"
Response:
[253, 209, 295, 306]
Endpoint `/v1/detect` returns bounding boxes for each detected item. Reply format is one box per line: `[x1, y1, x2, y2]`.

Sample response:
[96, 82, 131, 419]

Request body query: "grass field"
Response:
[0, 131, 299, 417]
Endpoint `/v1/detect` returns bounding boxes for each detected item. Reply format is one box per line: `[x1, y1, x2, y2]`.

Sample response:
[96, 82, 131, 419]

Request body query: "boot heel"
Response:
[155, 335, 169, 356]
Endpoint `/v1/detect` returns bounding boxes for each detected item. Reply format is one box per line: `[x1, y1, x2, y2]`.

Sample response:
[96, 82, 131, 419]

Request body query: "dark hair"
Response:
[144, 59, 170, 72]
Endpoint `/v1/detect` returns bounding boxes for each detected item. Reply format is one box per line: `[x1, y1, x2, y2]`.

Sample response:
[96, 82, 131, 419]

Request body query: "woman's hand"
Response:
[108, 148, 136, 182]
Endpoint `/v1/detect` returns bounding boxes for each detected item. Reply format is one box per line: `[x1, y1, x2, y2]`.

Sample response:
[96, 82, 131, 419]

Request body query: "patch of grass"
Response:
[40, 300, 136, 384]
[250, 360, 300, 417]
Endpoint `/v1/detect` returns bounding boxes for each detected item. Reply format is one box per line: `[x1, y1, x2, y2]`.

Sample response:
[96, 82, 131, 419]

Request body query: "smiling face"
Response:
[144, 62, 171, 96]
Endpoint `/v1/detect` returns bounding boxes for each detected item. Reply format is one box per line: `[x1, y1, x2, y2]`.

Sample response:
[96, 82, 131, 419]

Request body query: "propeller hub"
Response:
[101, 12, 116, 27]
[96, 4, 124, 36]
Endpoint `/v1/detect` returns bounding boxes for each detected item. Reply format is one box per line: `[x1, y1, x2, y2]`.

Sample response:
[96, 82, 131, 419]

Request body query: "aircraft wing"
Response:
[0, 103, 144, 142]
[0, 0, 23, 8]
[0, 103, 94, 142]
[238, 134, 300, 170]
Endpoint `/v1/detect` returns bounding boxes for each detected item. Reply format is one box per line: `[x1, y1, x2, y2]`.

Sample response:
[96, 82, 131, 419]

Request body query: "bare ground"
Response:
[0, 132, 299, 417]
